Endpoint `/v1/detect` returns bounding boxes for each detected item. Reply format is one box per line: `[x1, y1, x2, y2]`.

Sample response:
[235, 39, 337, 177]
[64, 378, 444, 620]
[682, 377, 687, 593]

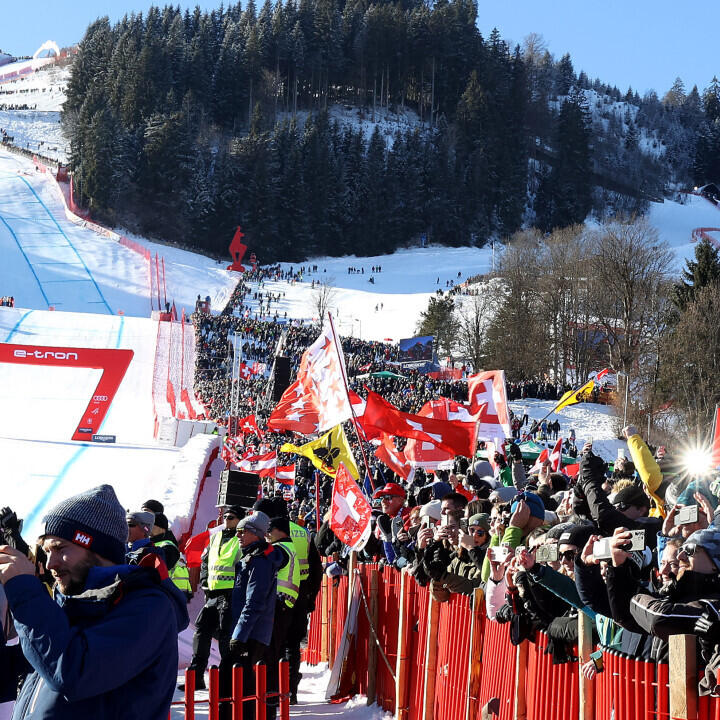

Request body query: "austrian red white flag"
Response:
[549, 437, 564, 472]
[239, 450, 277, 477]
[276, 465, 296, 484]
[467, 370, 512, 440]
[330, 463, 372, 551]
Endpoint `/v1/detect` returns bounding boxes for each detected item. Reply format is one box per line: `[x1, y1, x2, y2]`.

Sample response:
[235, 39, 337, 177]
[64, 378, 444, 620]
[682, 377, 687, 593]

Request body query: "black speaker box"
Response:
[218, 469, 259, 510]
[272, 356, 291, 401]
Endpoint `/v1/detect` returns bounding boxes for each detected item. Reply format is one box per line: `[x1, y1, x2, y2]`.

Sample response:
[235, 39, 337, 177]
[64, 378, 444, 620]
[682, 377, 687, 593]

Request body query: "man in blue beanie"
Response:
[0, 484, 189, 719]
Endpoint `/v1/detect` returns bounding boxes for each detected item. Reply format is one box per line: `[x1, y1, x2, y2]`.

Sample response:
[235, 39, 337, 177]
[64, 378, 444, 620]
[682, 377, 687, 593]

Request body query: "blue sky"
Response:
[2, 1, 718, 96]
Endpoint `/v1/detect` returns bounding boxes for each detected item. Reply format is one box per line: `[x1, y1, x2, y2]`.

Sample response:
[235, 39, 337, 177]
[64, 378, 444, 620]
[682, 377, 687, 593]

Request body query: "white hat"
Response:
[419, 499, 442, 521]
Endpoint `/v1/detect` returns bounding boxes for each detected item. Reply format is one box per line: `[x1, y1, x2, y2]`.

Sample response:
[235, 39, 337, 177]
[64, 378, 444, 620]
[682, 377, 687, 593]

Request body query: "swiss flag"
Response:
[361, 392, 476, 457]
[238, 413, 263, 437]
[375, 433, 412, 480]
[467, 370, 512, 440]
[330, 463, 372, 551]
[239, 362, 254, 380]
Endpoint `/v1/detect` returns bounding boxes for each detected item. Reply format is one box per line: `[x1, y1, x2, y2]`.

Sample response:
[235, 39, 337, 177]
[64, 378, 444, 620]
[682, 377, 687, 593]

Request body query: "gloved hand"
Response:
[376, 513, 393, 542]
[229, 639, 248, 656]
[507, 443, 522, 462]
[579, 451, 607, 485]
[695, 611, 720, 646]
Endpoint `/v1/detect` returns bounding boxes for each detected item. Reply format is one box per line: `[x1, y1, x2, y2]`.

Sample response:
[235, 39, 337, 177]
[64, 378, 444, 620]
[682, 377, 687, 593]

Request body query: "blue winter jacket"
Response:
[0, 563, 189, 719]
[231, 541, 285, 646]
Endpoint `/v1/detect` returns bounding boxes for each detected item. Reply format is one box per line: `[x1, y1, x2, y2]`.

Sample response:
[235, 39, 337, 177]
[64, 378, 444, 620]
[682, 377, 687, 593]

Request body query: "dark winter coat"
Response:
[0, 564, 189, 720]
[231, 540, 285, 646]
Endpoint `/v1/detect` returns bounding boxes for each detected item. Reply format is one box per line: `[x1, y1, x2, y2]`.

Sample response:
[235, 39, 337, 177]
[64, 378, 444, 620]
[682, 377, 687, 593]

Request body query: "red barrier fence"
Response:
[171, 662, 290, 719]
[304, 565, 720, 720]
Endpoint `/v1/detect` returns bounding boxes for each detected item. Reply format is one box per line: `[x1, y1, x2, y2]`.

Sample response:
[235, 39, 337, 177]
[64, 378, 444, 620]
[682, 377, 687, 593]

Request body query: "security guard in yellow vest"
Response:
[289, 520, 309, 584]
[265, 516, 299, 719]
[254, 498, 323, 704]
[181, 507, 242, 692]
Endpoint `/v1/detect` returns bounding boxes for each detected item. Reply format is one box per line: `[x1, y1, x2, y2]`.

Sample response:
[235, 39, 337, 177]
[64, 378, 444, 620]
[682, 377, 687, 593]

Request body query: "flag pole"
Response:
[327, 312, 376, 490]
[531, 378, 596, 432]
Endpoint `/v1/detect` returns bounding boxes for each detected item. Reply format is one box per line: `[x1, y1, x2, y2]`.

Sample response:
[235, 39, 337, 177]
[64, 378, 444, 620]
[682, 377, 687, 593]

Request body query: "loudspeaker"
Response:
[218, 469, 259, 510]
[272, 356, 291, 401]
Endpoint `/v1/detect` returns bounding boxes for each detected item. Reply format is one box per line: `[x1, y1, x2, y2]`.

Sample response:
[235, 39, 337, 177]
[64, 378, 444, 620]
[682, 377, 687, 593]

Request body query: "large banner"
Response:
[398, 335, 434, 361]
[0, 344, 133, 441]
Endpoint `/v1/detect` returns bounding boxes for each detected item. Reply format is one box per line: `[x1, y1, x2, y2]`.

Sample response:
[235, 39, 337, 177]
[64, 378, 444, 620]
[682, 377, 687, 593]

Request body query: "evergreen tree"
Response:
[538, 89, 592, 231]
[703, 77, 720, 123]
[416, 295, 458, 358]
[673, 238, 720, 310]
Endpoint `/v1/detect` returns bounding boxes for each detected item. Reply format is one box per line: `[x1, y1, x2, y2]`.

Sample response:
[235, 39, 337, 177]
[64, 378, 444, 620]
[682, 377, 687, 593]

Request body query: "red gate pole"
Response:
[184, 668, 196, 720]
[279, 659, 290, 720]
[208, 666, 220, 720]
[232, 664, 243, 720]
[255, 663, 267, 720]
[162, 256, 167, 309]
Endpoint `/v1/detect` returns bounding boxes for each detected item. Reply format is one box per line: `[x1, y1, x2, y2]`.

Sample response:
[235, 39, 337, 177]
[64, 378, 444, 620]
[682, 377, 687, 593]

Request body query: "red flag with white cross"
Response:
[330, 463, 372, 551]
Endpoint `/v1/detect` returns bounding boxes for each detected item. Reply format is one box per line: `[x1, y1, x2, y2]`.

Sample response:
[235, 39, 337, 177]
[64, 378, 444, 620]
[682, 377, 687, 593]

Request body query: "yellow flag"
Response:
[551, 378, 595, 414]
[281, 424, 359, 480]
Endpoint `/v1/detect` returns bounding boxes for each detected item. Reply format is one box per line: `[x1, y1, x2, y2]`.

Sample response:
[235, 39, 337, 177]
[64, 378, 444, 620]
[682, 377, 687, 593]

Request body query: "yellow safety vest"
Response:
[154, 539, 192, 595]
[289, 521, 309, 582]
[275, 539, 300, 608]
[207, 533, 240, 590]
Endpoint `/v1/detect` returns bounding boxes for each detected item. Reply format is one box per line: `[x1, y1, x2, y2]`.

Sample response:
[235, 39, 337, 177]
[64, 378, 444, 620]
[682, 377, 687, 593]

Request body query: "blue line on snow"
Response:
[12, 175, 114, 315]
[0, 214, 51, 307]
[22, 446, 86, 530]
[20, 311, 126, 524]
[4, 309, 33, 342]
[115, 315, 125, 348]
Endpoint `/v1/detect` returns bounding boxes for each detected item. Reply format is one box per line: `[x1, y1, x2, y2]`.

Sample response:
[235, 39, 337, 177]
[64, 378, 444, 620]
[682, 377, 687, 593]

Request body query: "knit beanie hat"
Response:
[153, 512, 169, 531]
[126, 510, 155, 535]
[43, 484, 127, 564]
[468, 513, 491, 531]
[141, 499, 164, 515]
[268, 516, 291, 536]
[238, 510, 271, 538]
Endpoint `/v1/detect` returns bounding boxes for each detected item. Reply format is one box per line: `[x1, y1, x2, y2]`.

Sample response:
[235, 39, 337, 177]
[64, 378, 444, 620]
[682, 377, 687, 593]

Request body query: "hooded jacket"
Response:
[0, 563, 189, 720]
[231, 540, 285, 646]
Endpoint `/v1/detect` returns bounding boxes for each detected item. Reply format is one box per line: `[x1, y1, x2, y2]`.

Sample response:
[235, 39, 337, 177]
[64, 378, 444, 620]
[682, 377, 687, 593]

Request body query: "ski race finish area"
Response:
[0, 343, 133, 441]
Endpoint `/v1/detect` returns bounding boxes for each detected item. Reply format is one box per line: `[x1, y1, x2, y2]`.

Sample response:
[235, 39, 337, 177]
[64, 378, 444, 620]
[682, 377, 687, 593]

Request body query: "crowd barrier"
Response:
[171, 662, 290, 719]
[304, 563, 720, 720]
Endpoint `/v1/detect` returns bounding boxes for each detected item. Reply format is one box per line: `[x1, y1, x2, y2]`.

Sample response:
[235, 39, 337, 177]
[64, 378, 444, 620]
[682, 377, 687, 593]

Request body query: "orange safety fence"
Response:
[303, 564, 720, 720]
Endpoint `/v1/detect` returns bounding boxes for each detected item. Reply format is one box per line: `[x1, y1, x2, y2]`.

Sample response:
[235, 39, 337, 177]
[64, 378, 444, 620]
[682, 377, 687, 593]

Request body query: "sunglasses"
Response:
[469, 528, 488, 536]
[379, 495, 397, 501]
[559, 550, 577, 562]
[613, 502, 631, 512]
[680, 543, 700, 558]
[223, 514, 238, 520]
[127, 522, 138, 528]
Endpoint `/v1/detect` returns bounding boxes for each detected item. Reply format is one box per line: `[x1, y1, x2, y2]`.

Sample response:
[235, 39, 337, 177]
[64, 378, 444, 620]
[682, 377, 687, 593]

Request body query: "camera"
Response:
[535, 544, 559, 563]
[488, 546, 510, 563]
[619, 529, 645, 552]
[675, 505, 699, 526]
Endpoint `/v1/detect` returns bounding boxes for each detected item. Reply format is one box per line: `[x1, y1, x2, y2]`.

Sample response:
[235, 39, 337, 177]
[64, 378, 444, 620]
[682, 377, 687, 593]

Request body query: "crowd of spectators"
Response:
[312, 423, 720, 697]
